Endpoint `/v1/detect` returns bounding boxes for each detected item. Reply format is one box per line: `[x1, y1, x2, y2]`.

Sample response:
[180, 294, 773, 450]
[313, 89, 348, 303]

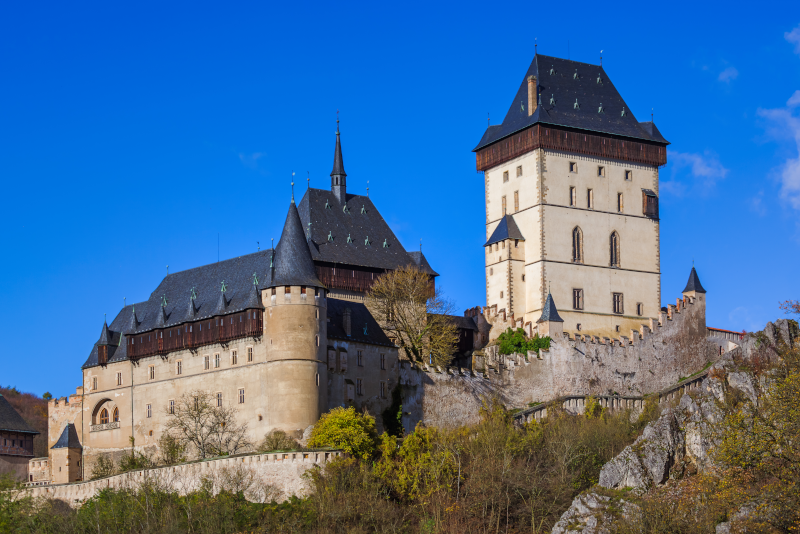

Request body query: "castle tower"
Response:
[331, 122, 347, 203]
[536, 291, 564, 338]
[264, 198, 328, 437]
[474, 54, 669, 338]
[682, 266, 706, 330]
[50, 423, 81, 484]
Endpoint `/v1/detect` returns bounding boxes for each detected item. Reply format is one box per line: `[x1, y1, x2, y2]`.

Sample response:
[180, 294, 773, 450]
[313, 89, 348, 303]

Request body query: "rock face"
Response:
[551, 493, 638, 534]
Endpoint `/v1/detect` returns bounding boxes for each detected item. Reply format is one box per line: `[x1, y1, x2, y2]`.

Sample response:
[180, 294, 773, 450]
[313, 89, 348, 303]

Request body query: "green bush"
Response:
[258, 429, 300, 452]
[497, 327, 551, 356]
[307, 407, 379, 460]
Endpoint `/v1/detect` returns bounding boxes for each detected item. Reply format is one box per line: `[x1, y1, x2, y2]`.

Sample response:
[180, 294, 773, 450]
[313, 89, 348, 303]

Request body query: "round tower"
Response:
[264, 198, 328, 437]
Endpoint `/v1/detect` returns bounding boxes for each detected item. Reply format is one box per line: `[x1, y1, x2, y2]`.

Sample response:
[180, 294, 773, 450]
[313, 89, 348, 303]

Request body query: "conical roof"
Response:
[126, 305, 139, 334]
[187, 289, 199, 318]
[213, 283, 230, 315]
[270, 200, 324, 288]
[330, 126, 346, 178]
[98, 321, 111, 345]
[244, 277, 263, 309]
[484, 215, 525, 247]
[682, 266, 706, 294]
[536, 292, 564, 323]
[154, 305, 168, 328]
[52, 423, 81, 449]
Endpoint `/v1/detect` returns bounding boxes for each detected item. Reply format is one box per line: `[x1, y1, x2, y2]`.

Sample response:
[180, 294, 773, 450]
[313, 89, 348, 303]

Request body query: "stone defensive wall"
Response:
[400, 294, 720, 431]
[20, 449, 343, 507]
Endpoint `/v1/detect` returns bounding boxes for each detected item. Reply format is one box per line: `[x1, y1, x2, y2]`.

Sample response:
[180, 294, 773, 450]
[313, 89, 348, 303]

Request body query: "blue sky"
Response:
[1, 1, 799, 397]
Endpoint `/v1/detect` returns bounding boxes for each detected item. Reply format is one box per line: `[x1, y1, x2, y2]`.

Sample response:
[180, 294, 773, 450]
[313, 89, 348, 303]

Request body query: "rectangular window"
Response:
[231, 350, 238, 365]
[214, 354, 220, 368]
[216, 392, 222, 407]
[380, 382, 386, 398]
[625, 170, 633, 181]
[149, 366, 155, 380]
[204, 355, 210, 370]
[285, 286, 291, 294]
[169, 400, 175, 414]
[357, 350, 363, 367]
[146, 404, 152, 418]
[176, 361, 182, 375]
[587, 189, 594, 208]
[514, 191, 519, 212]
[569, 187, 576, 206]
[380, 354, 385, 370]
[613, 293, 624, 315]
[356, 378, 363, 396]
[617, 193, 624, 213]
[247, 347, 253, 362]
[501, 195, 507, 215]
[637, 303, 644, 316]
[573, 289, 584, 310]
[598, 166, 605, 177]
[516, 165, 522, 177]
[238, 389, 245, 404]
[92, 377, 98, 390]
[116, 373, 122, 386]
[569, 162, 577, 173]
[503, 170, 509, 182]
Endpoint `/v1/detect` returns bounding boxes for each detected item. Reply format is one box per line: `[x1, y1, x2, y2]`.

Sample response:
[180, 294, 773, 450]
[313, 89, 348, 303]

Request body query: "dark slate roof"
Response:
[297, 188, 437, 274]
[536, 292, 564, 323]
[98, 321, 111, 345]
[83, 250, 274, 369]
[0, 394, 38, 434]
[51, 423, 81, 449]
[271, 200, 324, 288]
[408, 251, 440, 277]
[435, 314, 479, 331]
[327, 298, 394, 347]
[682, 267, 706, 294]
[331, 127, 346, 177]
[474, 54, 669, 151]
[485, 215, 525, 247]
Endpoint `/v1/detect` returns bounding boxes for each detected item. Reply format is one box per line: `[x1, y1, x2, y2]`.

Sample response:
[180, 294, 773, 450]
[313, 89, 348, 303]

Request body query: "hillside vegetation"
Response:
[0, 387, 48, 458]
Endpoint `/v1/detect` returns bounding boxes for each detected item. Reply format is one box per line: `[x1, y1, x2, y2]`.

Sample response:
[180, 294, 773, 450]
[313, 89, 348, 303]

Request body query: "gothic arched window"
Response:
[112, 407, 119, 423]
[99, 409, 109, 425]
[610, 231, 620, 267]
[572, 227, 583, 263]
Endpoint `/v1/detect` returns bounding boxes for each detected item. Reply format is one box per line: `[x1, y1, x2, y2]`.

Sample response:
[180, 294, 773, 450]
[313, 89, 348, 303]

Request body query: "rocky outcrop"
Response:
[551, 493, 638, 534]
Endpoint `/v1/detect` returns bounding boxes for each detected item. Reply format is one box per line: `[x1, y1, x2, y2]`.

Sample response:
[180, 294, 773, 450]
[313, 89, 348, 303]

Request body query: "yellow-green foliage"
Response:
[307, 407, 379, 460]
[584, 395, 605, 419]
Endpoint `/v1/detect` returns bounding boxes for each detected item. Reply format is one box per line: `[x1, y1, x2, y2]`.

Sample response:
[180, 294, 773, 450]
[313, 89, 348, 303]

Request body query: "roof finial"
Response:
[336, 109, 339, 132]
[291, 170, 295, 202]
[487, 112, 490, 127]
[600, 50, 603, 66]
[166, 264, 169, 275]
[367, 180, 369, 197]
[104, 312, 106, 324]
[420, 238, 422, 252]
[535, 37, 537, 55]
[307, 170, 310, 192]
[652, 108, 654, 122]
[124, 297, 126, 308]
[257, 241, 260, 251]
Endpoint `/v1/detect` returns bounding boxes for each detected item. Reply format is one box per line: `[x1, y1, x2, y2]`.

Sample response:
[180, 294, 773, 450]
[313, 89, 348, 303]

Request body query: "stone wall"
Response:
[22, 449, 343, 507]
[401, 293, 717, 429]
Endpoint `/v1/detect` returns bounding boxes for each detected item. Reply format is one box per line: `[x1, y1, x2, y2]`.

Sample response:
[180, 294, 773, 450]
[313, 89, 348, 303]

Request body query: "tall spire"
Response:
[269, 200, 323, 288]
[682, 266, 706, 294]
[331, 118, 347, 203]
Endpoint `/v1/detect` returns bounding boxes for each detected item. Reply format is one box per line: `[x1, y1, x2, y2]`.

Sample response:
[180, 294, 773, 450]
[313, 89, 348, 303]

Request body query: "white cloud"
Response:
[718, 66, 739, 83]
[787, 90, 800, 108]
[728, 306, 763, 333]
[757, 95, 800, 211]
[786, 24, 800, 55]
[664, 150, 729, 196]
[238, 152, 264, 170]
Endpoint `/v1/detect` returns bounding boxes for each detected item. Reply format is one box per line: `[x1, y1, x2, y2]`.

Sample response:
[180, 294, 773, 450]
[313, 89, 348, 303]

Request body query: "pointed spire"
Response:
[187, 287, 199, 318]
[213, 281, 229, 316]
[331, 119, 347, 203]
[536, 291, 564, 323]
[244, 278, 263, 309]
[98, 320, 111, 345]
[270, 200, 324, 288]
[126, 304, 139, 334]
[682, 266, 706, 294]
[154, 299, 168, 328]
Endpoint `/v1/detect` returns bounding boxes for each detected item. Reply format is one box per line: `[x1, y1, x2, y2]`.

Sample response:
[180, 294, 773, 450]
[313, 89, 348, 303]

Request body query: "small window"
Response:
[500, 291, 504, 298]
[489, 267, 493, 276]
[610, 232, 620, 267]
[501, 195, 507, 215]
[503, 170, 509, 182]
[380, 354, 385, 370]
[112, 407, 119, 423]
[380, 382, 386, 398]
[357, 350, 364, 367]
[146, 404, 152, 418]
[169, 400, 175, 414]
[285, 286, 291, 294]
[573, 289, 584, 310]
[587, 189, 593, 209]
[116, 373, 122, 386]
[356, 378, 363, 396]
[625, 170, 633, 181]
[214, 354, 220, 368]
[216, 392, 222, 407]
[502, 241, 505, 249]
[204, 355, 210, 370]
[514, 239, 519, 248]
[238, 389, 245, 404]
[149, 366, 155, 380]
[637, 303, 644, 316]
[301, 286, 307, 294]
[615, 325, 621, 332]
[576, 323, 582, 331]
[598, 166, 605, 177]
[569, 187, 576, 206]
[572, 227, 583, 263]
[613, 293, 624, 315]
[316, 335, 320, 346]
[92, 377, 98, 390]
[522, 275, 525, 281]
[231, 350, 238, 365]
[247, 347, 253, 362]
[617, 193, 624, 213]
[569, 162, 577, 173]
[176, 361, 182, 375]
[100, 408, 109, 425]
[514, 191, 519, 212]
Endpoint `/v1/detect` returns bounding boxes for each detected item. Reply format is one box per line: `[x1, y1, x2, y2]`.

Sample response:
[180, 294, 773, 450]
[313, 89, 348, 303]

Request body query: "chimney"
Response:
[527, 76, 537, 116]
[343, 308, 352, 337]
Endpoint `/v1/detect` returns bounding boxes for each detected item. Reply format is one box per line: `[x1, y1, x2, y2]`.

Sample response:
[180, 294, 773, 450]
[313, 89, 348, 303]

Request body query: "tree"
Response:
[42, 392, 52, 400]
[162, 390, 251, 459]
[257, 429, 300, 452]
[307, 407, 379, 460]
[367, 265, 459, 367]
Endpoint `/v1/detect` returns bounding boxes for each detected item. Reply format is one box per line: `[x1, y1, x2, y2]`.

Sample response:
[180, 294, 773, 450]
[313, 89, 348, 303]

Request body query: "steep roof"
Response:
[0, 394, 38, 434]
[51, 423, 81, 449]
[485, 215, 525, 247]
[326, 298, 394, 347]
[474, 54, 669, 152]
[536, 292, 564, 323]
[331, 126, 346, 178]
[682, 267, 706, 294]
[270, 200, 324, 288]
[408, 251, 439, 277]
[435, 314, 479, 331]
[297, 188, 437, 274]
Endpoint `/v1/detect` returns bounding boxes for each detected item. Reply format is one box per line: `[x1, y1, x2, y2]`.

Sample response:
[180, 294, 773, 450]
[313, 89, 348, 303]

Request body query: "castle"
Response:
[20, 53, 728, 486]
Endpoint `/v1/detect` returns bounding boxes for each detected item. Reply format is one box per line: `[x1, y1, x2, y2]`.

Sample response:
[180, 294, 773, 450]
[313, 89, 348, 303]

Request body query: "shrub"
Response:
[258, 429, 300, 452]
[307, 407, 379, 460]
[158, 433, 186, 466]
[90, 455, 117, 480]
[497, 327, 550, 356]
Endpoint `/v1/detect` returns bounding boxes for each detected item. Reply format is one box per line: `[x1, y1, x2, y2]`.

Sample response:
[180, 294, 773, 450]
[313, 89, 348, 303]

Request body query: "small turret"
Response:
[682, 266, 706, 297]
[51, 423, 82, 484]
[97, 320, 112, 364]
[536, 291, 564, 338]
[330, 121, 347, 203]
